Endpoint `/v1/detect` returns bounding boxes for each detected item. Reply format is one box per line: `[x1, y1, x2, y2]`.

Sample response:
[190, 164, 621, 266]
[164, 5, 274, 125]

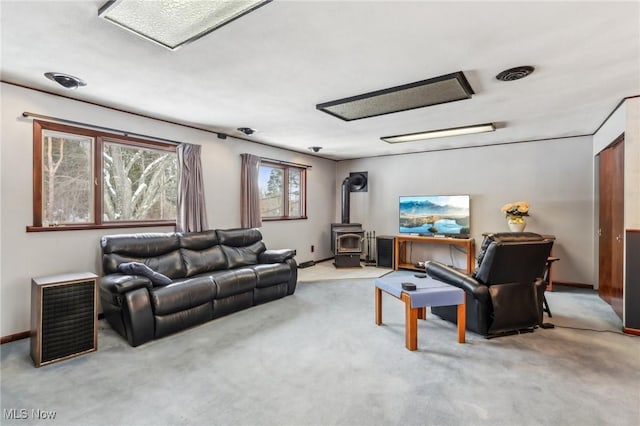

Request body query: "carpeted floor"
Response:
[298, 259, 392, 282]
[1, 272, 639, 425]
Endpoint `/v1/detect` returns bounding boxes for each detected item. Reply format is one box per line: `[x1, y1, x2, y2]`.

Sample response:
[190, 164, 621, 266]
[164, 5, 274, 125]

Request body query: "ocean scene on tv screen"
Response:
[399, 195, 470, 235]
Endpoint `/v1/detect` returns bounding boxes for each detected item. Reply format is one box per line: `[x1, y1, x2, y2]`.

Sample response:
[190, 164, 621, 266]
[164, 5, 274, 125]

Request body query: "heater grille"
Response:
[31, 273, 97, 367]
[316, 71, 474, 121]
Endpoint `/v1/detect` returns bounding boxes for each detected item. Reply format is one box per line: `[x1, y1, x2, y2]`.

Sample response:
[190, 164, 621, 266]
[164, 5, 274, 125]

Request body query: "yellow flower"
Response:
[501, 201, 530, 218]
[501, 203, 513, 212]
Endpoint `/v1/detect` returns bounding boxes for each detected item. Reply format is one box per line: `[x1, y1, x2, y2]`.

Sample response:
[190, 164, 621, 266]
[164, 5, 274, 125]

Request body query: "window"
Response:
[30, 120, 178, 231]
[258, 161, 306, 220]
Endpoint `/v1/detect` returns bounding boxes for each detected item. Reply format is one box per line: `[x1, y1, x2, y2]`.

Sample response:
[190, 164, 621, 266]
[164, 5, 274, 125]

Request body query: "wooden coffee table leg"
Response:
[401, 293, 418, 351]
[457, 299, 466, 344]
[375, 287, 382, 325]
[418, 307, 426, 320]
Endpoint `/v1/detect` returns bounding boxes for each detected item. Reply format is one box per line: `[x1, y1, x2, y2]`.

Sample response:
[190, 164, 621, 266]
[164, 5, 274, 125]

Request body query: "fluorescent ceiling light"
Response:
[316, 72, 474, 121]
[382, 123, 496, 143]
[98, 0, 272, 50]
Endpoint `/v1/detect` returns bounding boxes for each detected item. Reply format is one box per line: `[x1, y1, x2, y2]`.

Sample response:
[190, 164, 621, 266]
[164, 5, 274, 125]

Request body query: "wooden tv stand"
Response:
[394, 235, 476, 274]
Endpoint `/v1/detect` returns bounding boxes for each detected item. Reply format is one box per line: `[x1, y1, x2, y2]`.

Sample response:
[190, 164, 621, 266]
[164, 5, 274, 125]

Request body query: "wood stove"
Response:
[331, 223, 364, 268]
[331, 173, 368, 268]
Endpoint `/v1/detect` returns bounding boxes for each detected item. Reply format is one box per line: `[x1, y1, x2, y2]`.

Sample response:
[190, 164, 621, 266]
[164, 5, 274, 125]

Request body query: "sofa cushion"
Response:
[216, 228, 262, 246]
[101, 233, 182, 275]
[210, 269, 256, 298]
[118, 262, 172, 286]
[254, 283, 289, 305]
[258, 249, 296, 264]
[212, 292, 254, 319]
[245, 264, 292, 288]
[179, 230, 219, 250]
[182, 246, 227, 277]
[154, 302, 213, 338]
[221, 241, 266, 269]
[150, 276, 216, 316]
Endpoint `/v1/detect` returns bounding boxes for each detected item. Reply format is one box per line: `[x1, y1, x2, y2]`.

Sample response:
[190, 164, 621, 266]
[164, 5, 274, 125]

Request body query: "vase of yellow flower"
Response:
[501, 201, 530, 232]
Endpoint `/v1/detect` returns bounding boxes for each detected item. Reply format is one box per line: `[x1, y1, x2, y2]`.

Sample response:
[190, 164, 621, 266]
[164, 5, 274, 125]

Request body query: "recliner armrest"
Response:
[425, 260, 490, 302]
[101, 274, 153, 295]
[259, 249, 296, 264]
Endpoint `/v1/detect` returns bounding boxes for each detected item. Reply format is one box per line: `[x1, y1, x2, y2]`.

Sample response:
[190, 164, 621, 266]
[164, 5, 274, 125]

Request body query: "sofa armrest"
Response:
[100, 275, 155, 346]
[425, 260, 490, 303]
[101, 273, 153, 295]
[259, 249, 296, 264]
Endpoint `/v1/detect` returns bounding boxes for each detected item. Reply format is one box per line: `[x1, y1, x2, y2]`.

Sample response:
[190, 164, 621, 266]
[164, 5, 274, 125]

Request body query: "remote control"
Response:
[401, 282, 416, 291]
[414, 273, 427, 278]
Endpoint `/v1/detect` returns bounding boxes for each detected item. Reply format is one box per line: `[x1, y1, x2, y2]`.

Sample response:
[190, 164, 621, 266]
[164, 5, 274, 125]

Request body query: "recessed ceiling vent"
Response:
[316, 71, 474, 121]
[496, 66, 535, 81]
[44, 72, 86, 90]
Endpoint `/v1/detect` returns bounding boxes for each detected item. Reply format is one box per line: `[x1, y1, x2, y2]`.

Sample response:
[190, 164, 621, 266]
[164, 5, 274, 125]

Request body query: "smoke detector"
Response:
[496, 66, 535, 81]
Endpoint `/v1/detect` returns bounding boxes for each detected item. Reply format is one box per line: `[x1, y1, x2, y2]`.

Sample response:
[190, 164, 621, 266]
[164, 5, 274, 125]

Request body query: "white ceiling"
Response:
[1, 1, 639, 160]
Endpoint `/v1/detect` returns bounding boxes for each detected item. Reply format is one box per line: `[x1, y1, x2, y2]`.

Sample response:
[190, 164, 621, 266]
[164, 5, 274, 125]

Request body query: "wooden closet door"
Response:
[598, 149, 613, 304]
[598, 137, 624, 320]
[610, 140, 624, 318]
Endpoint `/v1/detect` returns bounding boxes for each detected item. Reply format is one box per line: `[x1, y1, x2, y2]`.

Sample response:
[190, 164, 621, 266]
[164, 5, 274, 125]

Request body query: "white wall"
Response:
[336, 136, 595, 284]
[623, 98, 640, 230]
[593, 103, 626, 155]
[0, 83, 336, 337]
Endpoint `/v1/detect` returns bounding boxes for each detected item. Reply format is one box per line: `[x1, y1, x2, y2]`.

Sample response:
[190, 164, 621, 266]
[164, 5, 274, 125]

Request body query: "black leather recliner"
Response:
[426, 232, 553, 336]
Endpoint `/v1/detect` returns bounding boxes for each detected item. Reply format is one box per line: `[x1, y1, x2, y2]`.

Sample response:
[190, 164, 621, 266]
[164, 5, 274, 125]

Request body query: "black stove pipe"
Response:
[341, 177, 350, 224]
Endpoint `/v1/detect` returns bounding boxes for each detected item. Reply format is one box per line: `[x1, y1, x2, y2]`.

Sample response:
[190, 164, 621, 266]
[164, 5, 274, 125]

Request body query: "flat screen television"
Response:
[399, 195, 470, 237]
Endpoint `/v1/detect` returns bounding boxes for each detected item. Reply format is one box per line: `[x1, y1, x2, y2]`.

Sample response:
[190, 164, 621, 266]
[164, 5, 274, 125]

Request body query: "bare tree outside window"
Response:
[103, 142, 177, 221]
[42, 131, 93, 225]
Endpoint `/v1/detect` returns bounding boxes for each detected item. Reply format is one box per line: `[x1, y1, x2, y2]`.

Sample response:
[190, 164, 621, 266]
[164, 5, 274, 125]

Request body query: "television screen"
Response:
[399, 195, 470, 236]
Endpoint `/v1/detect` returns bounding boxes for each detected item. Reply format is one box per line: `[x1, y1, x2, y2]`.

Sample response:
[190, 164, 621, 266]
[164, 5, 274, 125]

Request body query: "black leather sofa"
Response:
[99, 228, 297, 346]
[426, 232, 553, 337]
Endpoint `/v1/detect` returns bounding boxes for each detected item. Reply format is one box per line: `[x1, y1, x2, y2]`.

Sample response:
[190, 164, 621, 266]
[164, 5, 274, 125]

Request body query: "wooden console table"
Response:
[394, 235, 476, 274]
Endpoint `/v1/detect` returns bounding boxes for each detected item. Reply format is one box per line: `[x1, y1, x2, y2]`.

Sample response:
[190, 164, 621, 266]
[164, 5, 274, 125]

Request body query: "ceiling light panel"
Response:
[316, 72, 474, 121]
[99, 0, 272, 50]
[382, 123, 496, 143]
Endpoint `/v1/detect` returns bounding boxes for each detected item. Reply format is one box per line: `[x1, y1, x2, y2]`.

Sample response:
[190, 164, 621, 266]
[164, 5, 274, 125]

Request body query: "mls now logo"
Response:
[3, 408, 57, 420]
[3, 409, 28, 419]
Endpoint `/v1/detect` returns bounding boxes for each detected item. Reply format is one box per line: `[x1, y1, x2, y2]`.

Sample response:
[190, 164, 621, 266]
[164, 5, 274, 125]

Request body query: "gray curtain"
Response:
[240, 153, 262, 228]
[176, 143, 208, 232]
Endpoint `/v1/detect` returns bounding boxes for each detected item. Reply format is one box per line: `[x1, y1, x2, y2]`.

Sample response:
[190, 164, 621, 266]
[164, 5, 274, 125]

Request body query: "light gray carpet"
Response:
[2, 272, 639, 426]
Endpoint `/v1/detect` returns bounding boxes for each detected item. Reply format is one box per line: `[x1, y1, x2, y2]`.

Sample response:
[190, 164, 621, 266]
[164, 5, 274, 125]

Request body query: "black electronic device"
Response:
[376, 236, 395, 268]
[414, 273, 427, 278]
[401, 282, 417, 291]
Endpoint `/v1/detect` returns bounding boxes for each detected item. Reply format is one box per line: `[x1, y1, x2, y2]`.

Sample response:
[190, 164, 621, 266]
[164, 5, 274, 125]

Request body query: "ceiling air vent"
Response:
[496, 66, 535, 81]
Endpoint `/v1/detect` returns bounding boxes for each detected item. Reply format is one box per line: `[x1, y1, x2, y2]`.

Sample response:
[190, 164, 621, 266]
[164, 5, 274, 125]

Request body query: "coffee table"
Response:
[375, 274, 466, 351]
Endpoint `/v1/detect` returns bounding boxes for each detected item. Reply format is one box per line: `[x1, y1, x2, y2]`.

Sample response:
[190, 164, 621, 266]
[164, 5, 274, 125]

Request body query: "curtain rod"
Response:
[23, 112, 314, 168]
[22, 111, 185, 145]
[257, 155, 313, 169]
